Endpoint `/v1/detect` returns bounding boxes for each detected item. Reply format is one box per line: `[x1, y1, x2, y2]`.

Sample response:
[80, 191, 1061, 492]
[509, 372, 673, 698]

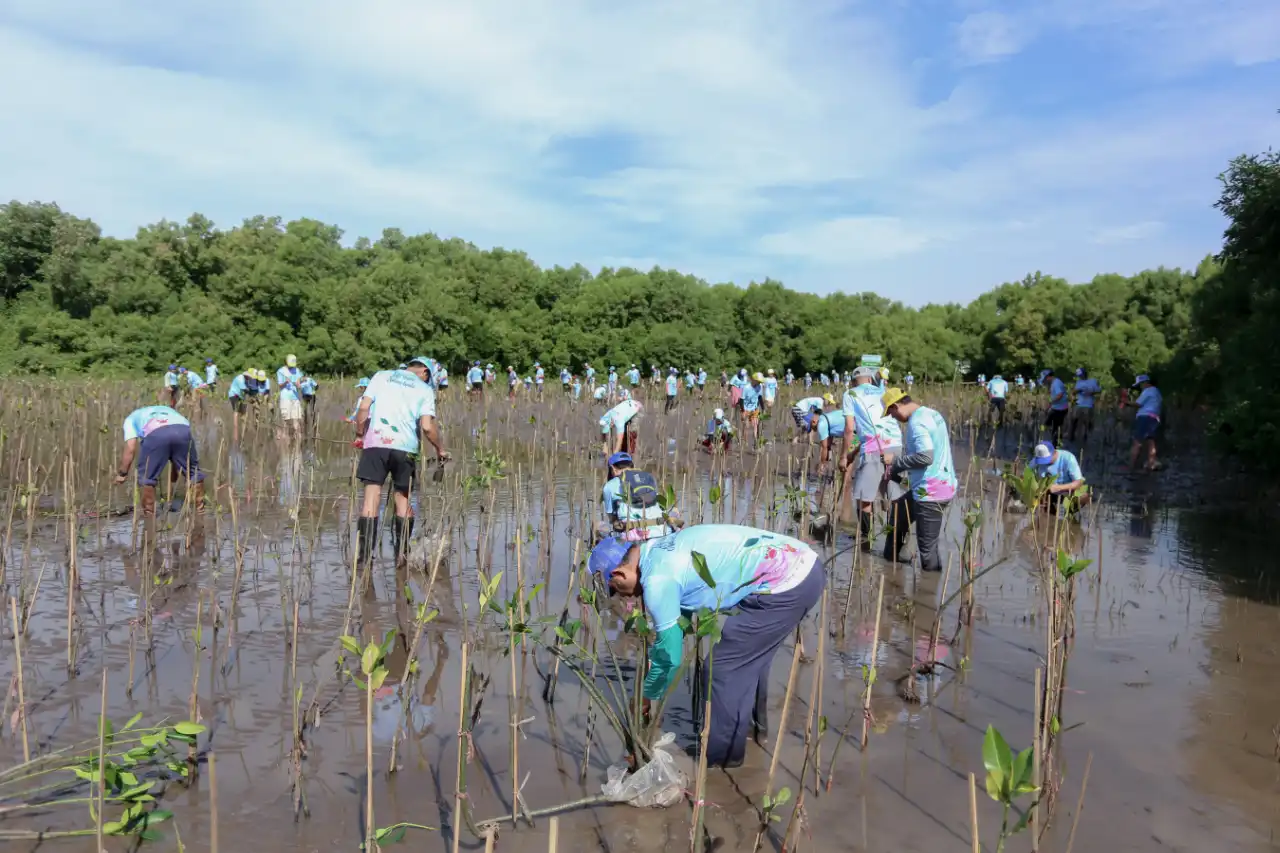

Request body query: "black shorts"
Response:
[230, 396, 246, 414]
[470, 381, 483, 391]
[990, 397, 1006, 411]
[1046, 409, 1067, 429]
[357, 447, 417, 493]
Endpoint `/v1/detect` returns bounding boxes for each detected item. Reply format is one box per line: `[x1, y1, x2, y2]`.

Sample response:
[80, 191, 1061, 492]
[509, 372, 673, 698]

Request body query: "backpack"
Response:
[618, 470, 659, 509]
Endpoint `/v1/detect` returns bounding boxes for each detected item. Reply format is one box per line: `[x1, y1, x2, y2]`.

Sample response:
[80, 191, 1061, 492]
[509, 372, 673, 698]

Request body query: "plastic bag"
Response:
[601, 732, 689, 808]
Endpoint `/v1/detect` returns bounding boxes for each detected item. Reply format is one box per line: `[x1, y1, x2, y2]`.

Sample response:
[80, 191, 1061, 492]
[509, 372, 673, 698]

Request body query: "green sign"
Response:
[860, 354, 883, 369]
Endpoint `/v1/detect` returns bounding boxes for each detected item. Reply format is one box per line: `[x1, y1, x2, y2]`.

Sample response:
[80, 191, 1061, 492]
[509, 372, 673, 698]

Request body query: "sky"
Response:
[1, 0, 1277, 305]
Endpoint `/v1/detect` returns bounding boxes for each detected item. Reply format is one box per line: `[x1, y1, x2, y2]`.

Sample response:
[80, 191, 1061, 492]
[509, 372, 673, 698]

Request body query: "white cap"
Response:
[714, 408, 725, 419]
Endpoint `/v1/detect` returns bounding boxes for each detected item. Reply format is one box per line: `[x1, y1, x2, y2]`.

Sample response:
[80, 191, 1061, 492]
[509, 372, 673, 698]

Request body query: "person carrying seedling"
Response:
[1030, 441, 1089, 512]
[601, 452, 672, 540]
[352, 356, 449, 567]
[702, 408, 734, 451]
[588, 524, 826, 768]
[600, 392, 642, 458]
[113, 404, 204, 516]
[880, 387, 956, 571]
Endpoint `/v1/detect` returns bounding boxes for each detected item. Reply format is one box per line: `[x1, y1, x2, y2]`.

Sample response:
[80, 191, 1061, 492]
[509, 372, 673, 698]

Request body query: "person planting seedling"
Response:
[601, 451, 672, 541]
[588, 524, 825, 768]
[113, 404, 205, 516]
[599, 391, 642, 458]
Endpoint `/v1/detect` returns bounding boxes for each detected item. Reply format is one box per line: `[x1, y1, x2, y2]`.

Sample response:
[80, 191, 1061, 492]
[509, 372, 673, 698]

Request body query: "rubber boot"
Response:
[392, 516, 414, 565]
[356, 517, 378, 567]
[752, 677, 770, 745]
[882, 500, 911, 563]
[858, 511, 873, 552]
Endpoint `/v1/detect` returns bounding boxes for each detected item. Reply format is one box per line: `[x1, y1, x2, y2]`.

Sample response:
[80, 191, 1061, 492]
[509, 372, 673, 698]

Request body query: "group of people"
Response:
[982, 369, 1163, 472]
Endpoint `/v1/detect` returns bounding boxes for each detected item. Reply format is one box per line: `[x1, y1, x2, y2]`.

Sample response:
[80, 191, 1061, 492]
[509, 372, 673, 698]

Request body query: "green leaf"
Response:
[982, 725, 1013, 800]
[361, 643, 380, 676]
[691, 551, 716, 589]
[709, 485, 722, 505]
[144, 808, 174, 826]
[122, 712, 144, 732]
[1012, 747, 1034, 793]
[172, 721, 205, 736]
[984, 769, 1004, 802]
[774, 786, 792, 805]
[370, 668, 388, 692]
[376, 825, 408, 844]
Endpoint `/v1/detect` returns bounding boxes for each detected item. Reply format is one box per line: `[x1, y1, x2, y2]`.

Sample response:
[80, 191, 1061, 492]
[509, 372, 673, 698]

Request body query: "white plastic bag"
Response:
[601, 732, 689, 808]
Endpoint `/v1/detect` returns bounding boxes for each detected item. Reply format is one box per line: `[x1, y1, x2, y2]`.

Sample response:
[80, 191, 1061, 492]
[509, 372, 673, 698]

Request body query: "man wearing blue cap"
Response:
[1030, 440, 1087, 511]
[602, 452, 671, 540]
[1042, 369, 1069, 445]
[353, 357, 450, 566]
[1125, 374, 1162, 472]
[588, 524, 825, 768]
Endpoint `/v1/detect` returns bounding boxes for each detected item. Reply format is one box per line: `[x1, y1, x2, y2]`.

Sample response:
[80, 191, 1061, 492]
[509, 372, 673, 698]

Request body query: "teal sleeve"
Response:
[643, 626, 685, 700]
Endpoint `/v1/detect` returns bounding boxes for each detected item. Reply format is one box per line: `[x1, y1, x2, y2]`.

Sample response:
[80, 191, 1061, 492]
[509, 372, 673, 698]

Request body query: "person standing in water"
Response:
[763, 369, 778, 410]
[467, 362, 484, 399]
[1042, 369, 1069, 445]
[163, 364, 180, 406]
[353, 357, 449, 567]
[113, 405, 204, 516]
[1069, 368, 1101, 443]
[204, 357, 219, 390]
[986, 373, 1009, 427]
[742, 372, 765, 445]
[881, 387, 956, 571]
[588, 524, 825, 767]
[839, 367, 904, 550]
[601, 452, 671, 540]
[664, 367, 680, 414]
[1030, 441, 1088, 512]
[276, 354, 305, 442]
[1125, 374, 1162, 472]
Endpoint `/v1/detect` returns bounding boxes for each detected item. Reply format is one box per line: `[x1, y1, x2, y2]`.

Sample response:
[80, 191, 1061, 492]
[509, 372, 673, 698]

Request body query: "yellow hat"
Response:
[752, 371, 765, 382]
[286, 354, 298, 367]
[822, 392, 836, 405]
[879, 367, 890, 380]
[256, 369, 267, 381]
[881, 386, 908, 410]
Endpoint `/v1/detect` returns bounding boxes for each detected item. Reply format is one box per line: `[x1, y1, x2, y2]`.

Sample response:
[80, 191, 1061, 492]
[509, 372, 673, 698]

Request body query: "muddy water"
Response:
[1, 386, 1277, 852]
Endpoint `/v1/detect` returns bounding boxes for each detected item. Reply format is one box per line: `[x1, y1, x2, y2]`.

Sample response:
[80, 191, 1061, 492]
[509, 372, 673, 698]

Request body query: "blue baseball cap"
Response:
[589, 537, 632, 593]
[168, 363, 177, 370]
[356, 377, 370, 388]
[1133, 374, 1150, 386]
[607, 451, 633, 467]
[206, 357, 214, 363]
[1032, 441, 1055, 466]
[407, 356, 430, 367]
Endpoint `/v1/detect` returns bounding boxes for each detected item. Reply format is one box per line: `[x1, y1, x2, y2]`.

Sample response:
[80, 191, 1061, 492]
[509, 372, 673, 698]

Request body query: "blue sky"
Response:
[1, 0, 1277, 304]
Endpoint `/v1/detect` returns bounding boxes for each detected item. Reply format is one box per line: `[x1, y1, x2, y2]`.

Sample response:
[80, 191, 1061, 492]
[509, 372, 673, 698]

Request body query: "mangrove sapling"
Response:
[980, 724, 1039, 853]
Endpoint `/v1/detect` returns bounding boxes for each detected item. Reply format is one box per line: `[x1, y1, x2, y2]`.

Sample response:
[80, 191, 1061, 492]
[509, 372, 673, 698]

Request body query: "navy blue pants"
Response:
[138, 425, 203, 486]
[702, 559, 826, 766]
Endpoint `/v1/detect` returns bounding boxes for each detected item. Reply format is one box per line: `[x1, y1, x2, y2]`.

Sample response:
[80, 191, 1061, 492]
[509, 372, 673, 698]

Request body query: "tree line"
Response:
[0, 141, 1274, 460]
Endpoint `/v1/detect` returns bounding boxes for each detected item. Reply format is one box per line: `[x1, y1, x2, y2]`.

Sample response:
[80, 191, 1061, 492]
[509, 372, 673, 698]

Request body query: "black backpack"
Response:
[618, 470, 659, 509]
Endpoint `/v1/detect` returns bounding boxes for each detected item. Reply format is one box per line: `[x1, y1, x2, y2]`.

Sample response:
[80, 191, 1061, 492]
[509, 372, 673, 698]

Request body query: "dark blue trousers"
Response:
[703, 559, 826, 766]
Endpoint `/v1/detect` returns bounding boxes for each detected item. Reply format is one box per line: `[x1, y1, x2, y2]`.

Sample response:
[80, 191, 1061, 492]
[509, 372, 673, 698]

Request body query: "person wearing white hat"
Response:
[702, 407, 735, 452]
[1030, 441, 1088, 512]
[743, 372, 765, 444]
[664, 367, 680, 414]
[838, 366, 904, 550]
[763, 369, 778, 410]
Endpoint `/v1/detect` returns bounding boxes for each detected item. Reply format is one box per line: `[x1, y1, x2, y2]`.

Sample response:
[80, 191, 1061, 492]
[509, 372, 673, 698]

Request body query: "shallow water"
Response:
[1, 384, 1276, 852]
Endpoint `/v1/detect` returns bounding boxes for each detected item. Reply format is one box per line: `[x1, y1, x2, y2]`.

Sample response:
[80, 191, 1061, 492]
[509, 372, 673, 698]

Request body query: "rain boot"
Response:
[356, 516, 378, 567]
[392, 515, 414, 565]
[858, 511, 873, 552]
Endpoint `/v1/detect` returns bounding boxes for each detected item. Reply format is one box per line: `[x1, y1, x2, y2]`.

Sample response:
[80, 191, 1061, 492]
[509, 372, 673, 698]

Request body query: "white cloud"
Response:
[956, 11, 1026, 64]
[1091, 222, 1165, 245]
[758, 217, 934, 263]
[0, 0, 1275, 306]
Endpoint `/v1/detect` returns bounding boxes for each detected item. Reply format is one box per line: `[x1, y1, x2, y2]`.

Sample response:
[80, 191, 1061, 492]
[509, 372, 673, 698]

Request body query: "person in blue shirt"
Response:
[742, 372, 765, 444]
[163, 364, 180, 406]
[684, 369, 697, 397]
[300, 374, 319, 433]
[346, 377, 371, 423]
[561, 367, 572, 394]
[1068, 368, 1102, 443]
[627, 364, 641, 387]
[985, 374, 1009, 426]
[1030, 441, 1088, 512]
[814, 408, 848, 472]
[588, 525, 825, 768]
[205, 358, 219, 388]
[584, 363, 596, 388]
[664, 368, 680, 414]
[600, 395, 643, 457]
[763, 369, 779, 410]
[838, 367, 905, 549]
[881, 388, 957, 571]
[467, 362, 485, 398]
[601, 452, 671, 540]
[905, 372, 914, 388]
[1040, 369, 1069, 444]
[571, 375, 582, 402]
[507, 366, 519, 401]
[702, 407, 734, 452]
[353, 357, 450, 566]
[696, 368, 707, 397]
[485, 364, 496, 385]
[1126, 374, 1163, 472]
[113, 405, 204, 516]
[785, 369, 794, 386]
[607, 366, 619, 401]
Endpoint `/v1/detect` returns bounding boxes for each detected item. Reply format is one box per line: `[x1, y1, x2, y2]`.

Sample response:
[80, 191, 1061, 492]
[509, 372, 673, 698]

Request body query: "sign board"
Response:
[859, 354, 883, 369]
